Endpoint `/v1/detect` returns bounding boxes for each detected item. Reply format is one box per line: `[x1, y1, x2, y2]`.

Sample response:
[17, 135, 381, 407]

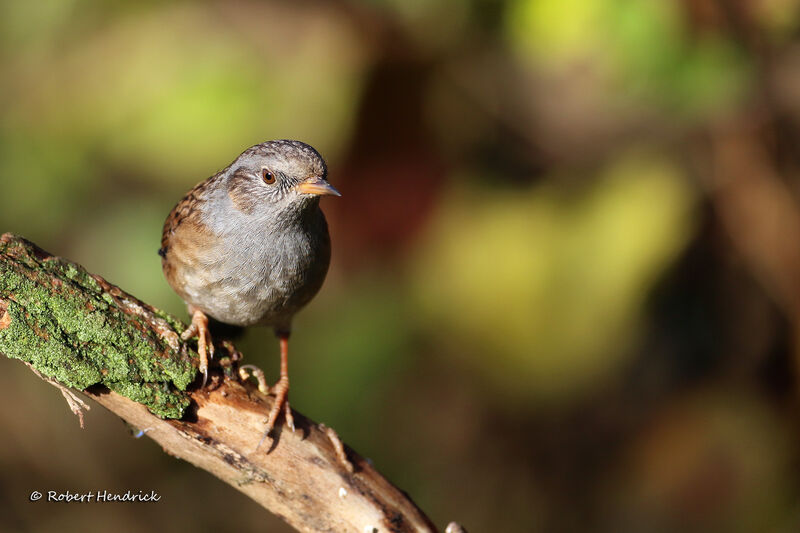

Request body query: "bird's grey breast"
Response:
[196, 190, 330, 327]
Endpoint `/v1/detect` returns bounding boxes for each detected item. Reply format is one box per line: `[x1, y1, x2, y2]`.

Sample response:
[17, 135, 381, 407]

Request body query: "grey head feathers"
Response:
[197, 140, 329, 236]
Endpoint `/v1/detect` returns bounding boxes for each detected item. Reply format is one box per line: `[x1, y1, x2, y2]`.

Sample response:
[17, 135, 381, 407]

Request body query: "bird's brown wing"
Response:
[159, 173, 227, 303]
[160, 173, 224, 256]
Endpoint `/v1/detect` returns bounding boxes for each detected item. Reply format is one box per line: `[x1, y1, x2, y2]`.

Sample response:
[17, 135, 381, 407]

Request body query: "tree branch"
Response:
[0, 233, 442, 533]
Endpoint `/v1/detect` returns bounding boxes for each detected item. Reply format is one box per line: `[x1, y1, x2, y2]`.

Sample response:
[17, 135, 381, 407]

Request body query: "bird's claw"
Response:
[284, 400, 295, 432]
[180, 323, 197, 342]
[185, 309, 213, 388]
[257, 376, 293, 447]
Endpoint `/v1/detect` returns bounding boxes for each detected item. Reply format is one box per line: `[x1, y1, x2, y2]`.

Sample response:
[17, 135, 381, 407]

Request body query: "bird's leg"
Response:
[261, 332, 294, 441]
[181, 307, 215, 387]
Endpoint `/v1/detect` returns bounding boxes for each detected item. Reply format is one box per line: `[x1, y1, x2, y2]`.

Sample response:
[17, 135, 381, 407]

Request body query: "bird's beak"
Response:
[294, 176, 341, 197]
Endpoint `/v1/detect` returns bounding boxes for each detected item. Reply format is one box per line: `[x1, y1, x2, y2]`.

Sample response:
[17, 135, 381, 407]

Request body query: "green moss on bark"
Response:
[0, 234, 197, 418]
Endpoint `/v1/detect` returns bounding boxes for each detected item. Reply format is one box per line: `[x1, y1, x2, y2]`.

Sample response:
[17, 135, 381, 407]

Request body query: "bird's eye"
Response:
[262, 169, 276, 184]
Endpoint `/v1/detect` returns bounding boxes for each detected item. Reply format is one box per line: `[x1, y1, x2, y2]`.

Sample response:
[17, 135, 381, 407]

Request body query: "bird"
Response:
[159, 140, 340, 437]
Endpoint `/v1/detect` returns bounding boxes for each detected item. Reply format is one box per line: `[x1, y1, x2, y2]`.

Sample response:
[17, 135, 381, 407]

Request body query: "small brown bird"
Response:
[159, 140, 339, 436]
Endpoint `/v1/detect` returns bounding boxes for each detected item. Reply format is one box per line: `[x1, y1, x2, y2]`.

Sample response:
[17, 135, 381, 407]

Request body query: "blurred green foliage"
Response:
[413, 153, 696, 403]
[3, 0, 800, 532]
[508, 0, 750, 116]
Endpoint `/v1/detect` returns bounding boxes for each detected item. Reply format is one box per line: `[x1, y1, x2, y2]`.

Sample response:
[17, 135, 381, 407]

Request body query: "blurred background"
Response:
[2, 0, 800, 531]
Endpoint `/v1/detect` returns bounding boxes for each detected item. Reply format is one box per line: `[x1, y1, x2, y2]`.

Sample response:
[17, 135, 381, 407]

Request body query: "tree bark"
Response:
[0, 233, 440, 533]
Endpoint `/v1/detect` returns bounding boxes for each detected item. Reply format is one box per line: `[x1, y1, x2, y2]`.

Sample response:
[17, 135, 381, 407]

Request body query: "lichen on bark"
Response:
[0, 234, 197, 418]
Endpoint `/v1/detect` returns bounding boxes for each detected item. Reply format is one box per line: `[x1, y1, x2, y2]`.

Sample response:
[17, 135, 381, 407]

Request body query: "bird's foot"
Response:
[257, 375, 294, 448]
[181, 309, 214, 387]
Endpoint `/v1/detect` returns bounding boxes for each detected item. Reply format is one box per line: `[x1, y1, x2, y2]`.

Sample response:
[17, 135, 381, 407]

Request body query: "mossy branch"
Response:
[0, 233, 443, 533]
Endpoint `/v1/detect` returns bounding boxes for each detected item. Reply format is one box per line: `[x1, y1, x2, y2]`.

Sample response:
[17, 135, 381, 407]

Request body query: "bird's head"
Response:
[225, 140, 340, 219]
